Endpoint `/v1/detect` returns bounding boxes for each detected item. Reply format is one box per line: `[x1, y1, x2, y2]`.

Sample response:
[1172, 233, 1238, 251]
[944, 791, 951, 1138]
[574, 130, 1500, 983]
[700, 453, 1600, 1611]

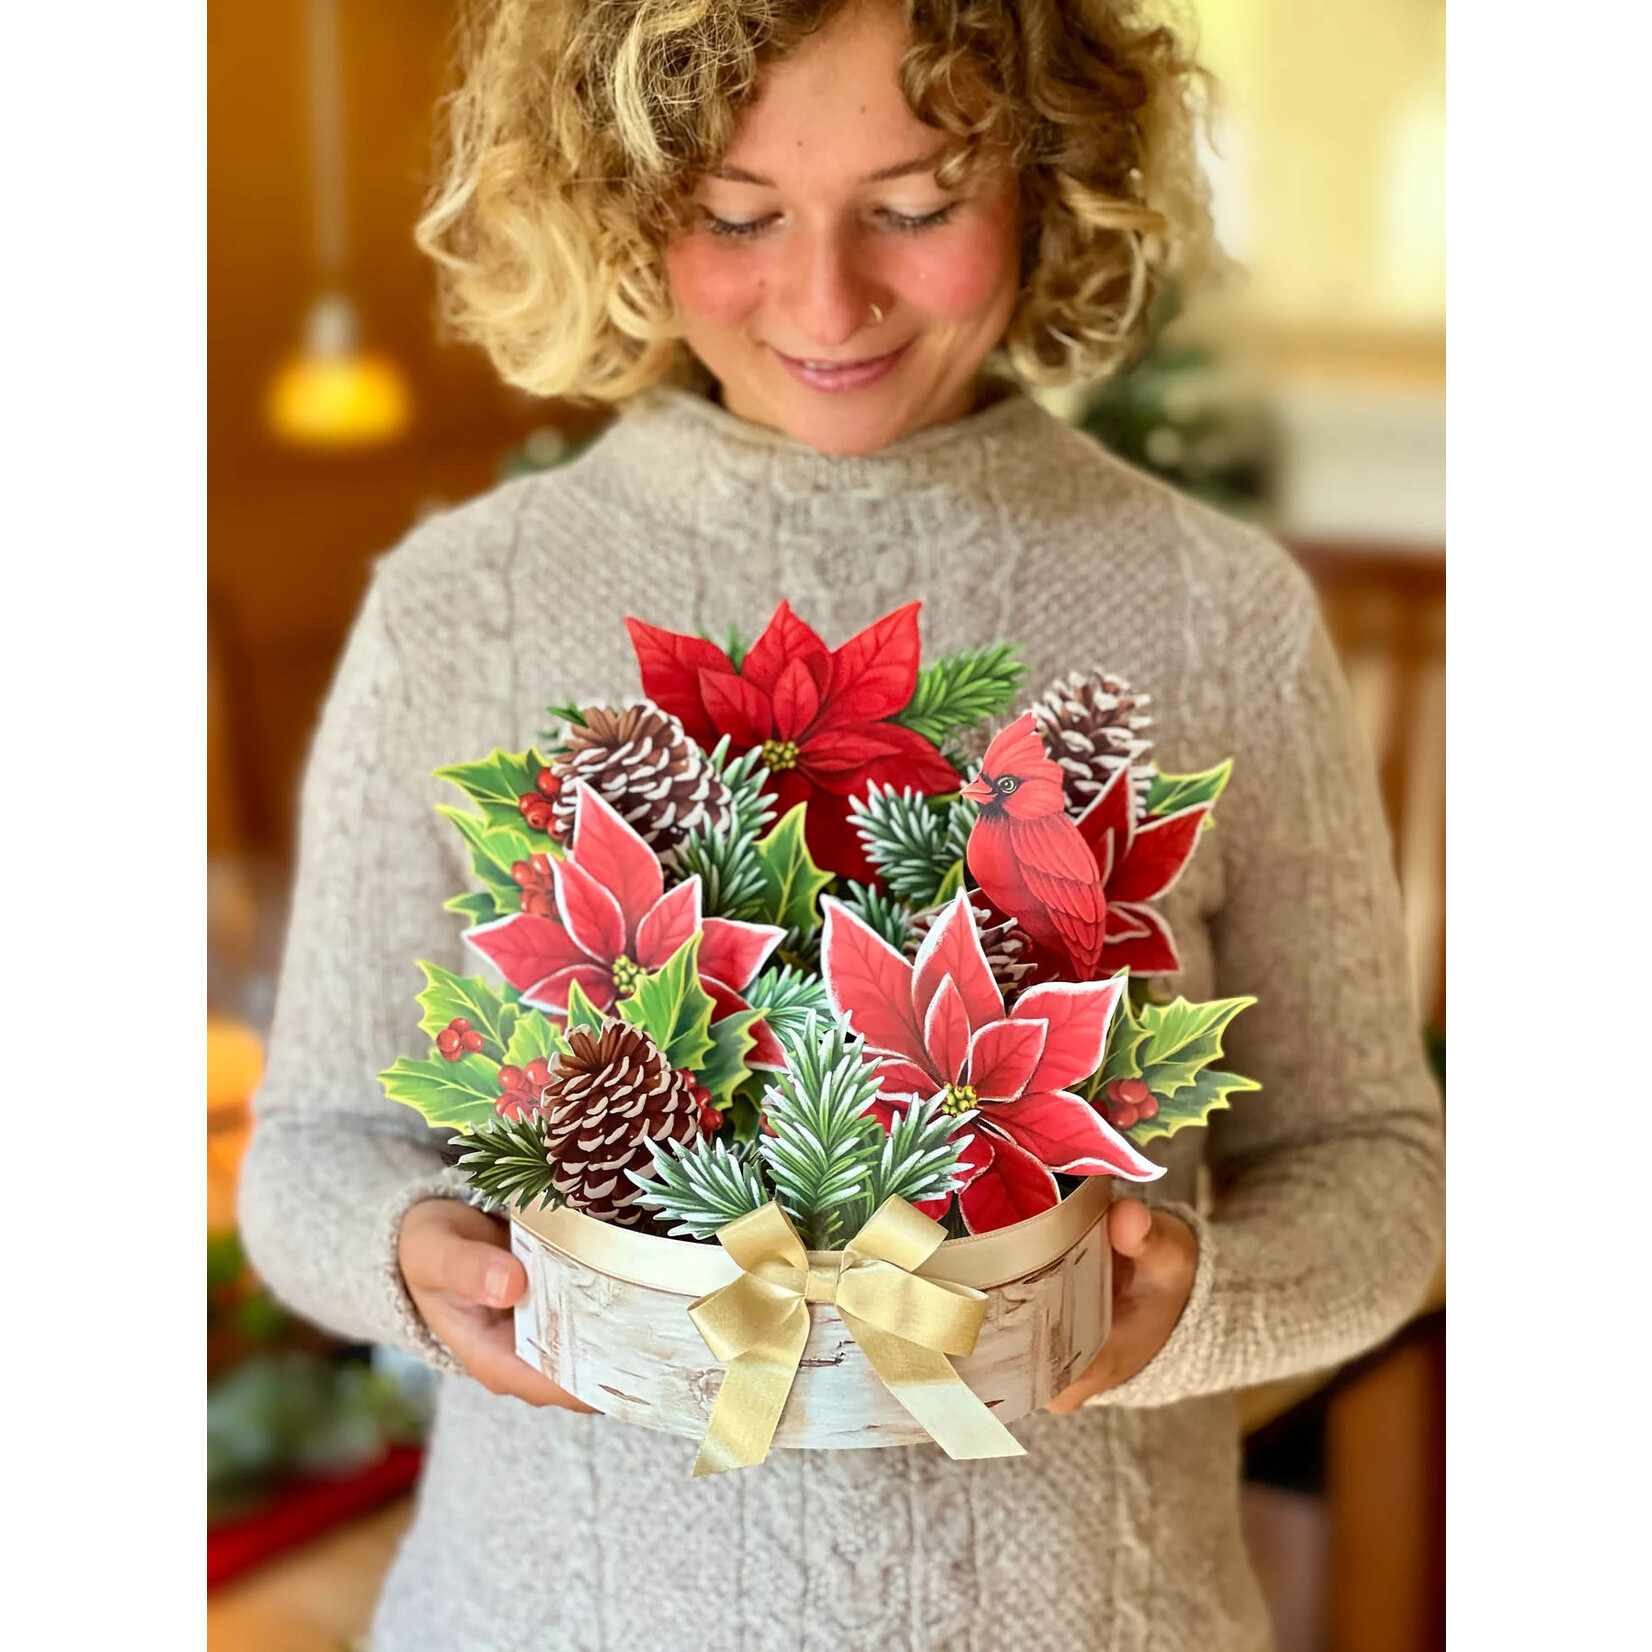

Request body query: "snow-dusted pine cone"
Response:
[905, 892, 1037, 998]
[1030, 668, 1154, 816]
[539, 1020, 703, 1226]
[548, 702, 735, 856]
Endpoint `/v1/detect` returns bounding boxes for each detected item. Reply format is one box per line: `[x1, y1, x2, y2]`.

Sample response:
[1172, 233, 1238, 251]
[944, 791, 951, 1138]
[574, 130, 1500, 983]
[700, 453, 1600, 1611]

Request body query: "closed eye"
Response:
[705, 213, 778, 240]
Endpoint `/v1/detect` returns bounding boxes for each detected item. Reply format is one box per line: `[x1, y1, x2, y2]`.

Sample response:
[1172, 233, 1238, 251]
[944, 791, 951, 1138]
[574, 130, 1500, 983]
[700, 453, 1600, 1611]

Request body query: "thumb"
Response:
[401, 1207, 525, 1308]
[1107, 1197, 1153, 1259]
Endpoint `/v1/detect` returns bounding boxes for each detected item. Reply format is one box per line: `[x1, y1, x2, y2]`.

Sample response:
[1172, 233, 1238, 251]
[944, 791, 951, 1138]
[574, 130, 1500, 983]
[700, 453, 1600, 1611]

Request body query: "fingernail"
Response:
[486, 1261, 513, 1305]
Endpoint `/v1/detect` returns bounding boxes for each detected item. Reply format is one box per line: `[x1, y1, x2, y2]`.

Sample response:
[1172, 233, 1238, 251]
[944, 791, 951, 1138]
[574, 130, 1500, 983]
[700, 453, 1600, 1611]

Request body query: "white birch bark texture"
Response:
[510, 1208, 1112, 1450]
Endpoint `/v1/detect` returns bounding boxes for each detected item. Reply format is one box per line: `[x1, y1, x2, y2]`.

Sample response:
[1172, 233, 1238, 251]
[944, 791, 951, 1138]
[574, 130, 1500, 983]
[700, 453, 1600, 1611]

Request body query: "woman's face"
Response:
[664, 0, 1023, 457]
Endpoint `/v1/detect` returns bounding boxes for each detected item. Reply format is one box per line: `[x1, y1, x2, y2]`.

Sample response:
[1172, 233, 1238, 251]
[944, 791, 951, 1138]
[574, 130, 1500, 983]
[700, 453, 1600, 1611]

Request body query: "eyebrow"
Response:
[707, 149, 949, 187]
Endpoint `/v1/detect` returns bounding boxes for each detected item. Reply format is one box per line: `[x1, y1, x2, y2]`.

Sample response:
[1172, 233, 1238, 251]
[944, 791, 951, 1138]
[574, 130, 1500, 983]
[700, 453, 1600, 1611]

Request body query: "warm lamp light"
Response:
[266, 291, 412, 448]
[265, 0, 413, 450]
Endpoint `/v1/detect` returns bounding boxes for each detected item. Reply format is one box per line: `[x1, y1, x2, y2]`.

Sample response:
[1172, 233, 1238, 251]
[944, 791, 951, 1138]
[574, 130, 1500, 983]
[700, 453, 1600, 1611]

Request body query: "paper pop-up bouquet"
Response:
[379, 600, 1257, 1472]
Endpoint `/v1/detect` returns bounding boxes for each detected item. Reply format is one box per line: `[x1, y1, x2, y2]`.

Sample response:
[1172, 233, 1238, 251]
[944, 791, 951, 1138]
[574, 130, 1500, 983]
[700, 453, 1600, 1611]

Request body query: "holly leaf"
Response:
[503, 1008, 566, 1069]
[444, 890, 502, 926]
[1135, 995, 1256, 1099]
[617, 933, 717, 1073]
[1127, 1067, 1261, 1146]
[934, 859, 965, 904]
[438, 807, 539, 914]
[753, 804, 834, 936]
[1145, 759, 1233, 822]
[1098, 984, 1152, 1089]
[692, 1007, 762, 1107]
[378, 1053, 501, 1133]
[564, 978, 607, 1034]
[415, 962, 519, 1061]
[435, 749, 550, 832]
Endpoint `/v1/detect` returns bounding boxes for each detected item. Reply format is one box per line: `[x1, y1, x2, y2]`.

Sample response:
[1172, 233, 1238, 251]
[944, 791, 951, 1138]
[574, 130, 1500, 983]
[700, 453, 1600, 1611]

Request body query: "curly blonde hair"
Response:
[415, 0, 1215, 402]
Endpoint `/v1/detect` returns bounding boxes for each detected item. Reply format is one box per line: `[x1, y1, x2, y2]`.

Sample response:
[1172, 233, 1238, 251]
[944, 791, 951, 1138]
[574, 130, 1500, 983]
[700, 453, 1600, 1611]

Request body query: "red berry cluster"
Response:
[517, 767, 562, 836]
[1104, 1077, 1159, 1131]
[690, 1081, 724, 1137]
[436, 1017, 485, 1061]
[511, 852, 557, 917]
[496, 1056, 555, 1121]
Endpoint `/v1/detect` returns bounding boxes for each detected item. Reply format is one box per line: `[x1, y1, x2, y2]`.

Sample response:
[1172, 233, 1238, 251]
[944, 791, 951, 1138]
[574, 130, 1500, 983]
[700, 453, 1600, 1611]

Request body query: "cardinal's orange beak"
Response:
[960, 775, 994, 807]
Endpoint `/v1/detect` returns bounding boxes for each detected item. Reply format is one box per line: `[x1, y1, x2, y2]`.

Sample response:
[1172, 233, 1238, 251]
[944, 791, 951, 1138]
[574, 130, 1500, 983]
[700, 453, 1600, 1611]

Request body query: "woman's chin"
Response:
[753, 378, 941, 457]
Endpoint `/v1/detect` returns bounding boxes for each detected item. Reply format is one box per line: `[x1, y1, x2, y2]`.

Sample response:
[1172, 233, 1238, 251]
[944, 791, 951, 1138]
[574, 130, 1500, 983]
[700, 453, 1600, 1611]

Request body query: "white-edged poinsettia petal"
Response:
[1103, 903, 1153, 941]
[910, 889, 1004, 1032]
[464, 912, 589, 992]
[963, 1016, 1046, 1102]
[820, 896, 929, 1066]
[923, 975, 972, 1087]
[1107, 804, 1209, 904]
[912, 1126, 995, 1220]
[1012, 977, 1125, 1095]
[874, 1056, 943, 1099]
[569, 782, 664, 942]
[697, 915, 784, 990]
[959, 1133, 1060, 1233]
[988, 1090, 1165, 1181]
[553, 855, 627, 962]
[520, 962, 618, 1019]
[1101, 903, 1182, 975]
[633, 877, 701, 968]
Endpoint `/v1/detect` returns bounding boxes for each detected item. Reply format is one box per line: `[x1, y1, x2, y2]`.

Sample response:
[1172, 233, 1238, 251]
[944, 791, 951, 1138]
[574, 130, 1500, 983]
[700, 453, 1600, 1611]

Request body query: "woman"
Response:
[240, 0, 1445, 1646]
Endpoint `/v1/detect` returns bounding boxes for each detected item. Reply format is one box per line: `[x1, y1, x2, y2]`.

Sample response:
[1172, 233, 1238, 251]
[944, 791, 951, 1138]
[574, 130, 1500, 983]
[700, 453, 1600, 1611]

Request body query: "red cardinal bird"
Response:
[962, 713, 1108, 979]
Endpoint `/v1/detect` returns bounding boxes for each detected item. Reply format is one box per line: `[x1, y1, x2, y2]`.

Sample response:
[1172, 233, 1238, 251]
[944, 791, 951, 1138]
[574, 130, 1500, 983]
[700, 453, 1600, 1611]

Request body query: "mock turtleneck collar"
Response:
[593, 378, 1054, 531]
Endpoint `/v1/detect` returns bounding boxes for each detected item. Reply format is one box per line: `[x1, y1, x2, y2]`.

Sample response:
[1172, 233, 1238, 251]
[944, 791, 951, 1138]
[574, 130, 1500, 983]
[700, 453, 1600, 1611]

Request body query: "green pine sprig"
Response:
[848, 784, 970, 905]
[631, 1137, 770, 1240]
[895, 643, 1027, 746]
[706, 736, 776, 840]
[668, 821, 768, 919]
[859, 1093, 972, 1216]
[743, 965, 835, 1047]
[457, 1114, 562, 1214]
[837, 881, 916, 951]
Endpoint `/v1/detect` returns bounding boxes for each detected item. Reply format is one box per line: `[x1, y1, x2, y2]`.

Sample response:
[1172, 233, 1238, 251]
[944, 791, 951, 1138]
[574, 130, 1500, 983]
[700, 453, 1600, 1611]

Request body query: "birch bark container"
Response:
[511, 1176, 1113, 1449]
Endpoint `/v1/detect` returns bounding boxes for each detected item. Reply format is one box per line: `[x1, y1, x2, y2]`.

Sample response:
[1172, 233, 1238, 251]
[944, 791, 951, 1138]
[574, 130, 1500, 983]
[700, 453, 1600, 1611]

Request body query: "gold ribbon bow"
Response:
[687, 1196, 1027, 1476]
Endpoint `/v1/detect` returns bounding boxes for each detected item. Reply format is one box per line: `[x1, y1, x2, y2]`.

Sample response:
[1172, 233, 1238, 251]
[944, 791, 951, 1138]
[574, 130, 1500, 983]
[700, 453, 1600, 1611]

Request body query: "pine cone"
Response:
[905, 892, 1037, 999]
[1030, 669, 1154, 817]
[540, 1020, 703, 1226]
[549, 702, 735, 857]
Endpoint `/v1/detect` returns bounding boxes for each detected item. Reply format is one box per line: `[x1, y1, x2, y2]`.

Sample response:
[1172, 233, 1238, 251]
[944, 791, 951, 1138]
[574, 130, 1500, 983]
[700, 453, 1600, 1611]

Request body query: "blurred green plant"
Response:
[1076, 285, 1272, 517]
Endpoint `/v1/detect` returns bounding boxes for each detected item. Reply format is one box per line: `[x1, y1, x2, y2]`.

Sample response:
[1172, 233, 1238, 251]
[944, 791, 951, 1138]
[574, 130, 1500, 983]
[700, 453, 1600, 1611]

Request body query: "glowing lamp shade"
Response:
[266, 291, 411, 448]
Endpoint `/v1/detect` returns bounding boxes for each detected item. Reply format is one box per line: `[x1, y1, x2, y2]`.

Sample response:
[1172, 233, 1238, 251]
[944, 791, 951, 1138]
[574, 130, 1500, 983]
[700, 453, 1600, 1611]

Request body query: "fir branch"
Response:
[757, 1016, 883, 1249]
[743, 965, 835, 1047]
[669, 820, 768, 919]
[457, 1115, 562, 1214]
[855, 1093, 971, 1221]
[895, 643, 1027, 746]
[838, 881, 916, 951]
[705, 736, 776, 839]
[630, 1136, 771, 1240]
[849, 784, 966, 905]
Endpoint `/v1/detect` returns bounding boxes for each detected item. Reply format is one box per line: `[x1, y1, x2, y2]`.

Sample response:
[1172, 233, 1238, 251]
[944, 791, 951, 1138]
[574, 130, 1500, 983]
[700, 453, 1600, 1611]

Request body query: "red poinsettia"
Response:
[822, 891, 1162, 1234]
[625, 600, 960, 882]
[466, 783, 787, 1068]
[1073, 762, 1212, 975]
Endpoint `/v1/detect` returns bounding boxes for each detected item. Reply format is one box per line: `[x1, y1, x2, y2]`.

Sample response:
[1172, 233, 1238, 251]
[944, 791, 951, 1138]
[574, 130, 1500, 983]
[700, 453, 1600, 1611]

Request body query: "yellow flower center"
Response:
[611, 954, 645, 997]
[941, 1083, 978, 1117]
[760, 738, 801, 773]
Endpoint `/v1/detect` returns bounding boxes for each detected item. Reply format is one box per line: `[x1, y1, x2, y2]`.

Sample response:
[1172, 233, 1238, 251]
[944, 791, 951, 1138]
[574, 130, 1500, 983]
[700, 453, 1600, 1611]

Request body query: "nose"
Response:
[777, 225, 881, 352]
[961, 776, 994, 807]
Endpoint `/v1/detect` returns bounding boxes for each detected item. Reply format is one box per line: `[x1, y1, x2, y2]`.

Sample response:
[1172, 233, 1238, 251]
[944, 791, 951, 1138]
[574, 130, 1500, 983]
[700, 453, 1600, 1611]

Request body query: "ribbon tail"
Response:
[842, 1313, 1027, 1461]
[691, 1301, 810, 1477]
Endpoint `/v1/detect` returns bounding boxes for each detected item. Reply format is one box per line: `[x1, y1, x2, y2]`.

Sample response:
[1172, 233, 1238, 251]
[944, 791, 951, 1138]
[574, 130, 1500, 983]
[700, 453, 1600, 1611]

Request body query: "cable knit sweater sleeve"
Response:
[1097, 544, 1445, 1409]
[238, 538, 478, 1376]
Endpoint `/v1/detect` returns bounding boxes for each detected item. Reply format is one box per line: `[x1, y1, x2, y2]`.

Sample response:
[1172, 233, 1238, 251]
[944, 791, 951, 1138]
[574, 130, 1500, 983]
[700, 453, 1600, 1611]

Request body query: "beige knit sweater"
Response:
[240, 384, 1445, 1652]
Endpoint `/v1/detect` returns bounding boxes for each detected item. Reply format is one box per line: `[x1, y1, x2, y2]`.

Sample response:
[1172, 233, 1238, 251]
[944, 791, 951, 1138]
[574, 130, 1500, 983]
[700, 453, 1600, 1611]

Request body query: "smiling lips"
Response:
[772, 341, 910, 392]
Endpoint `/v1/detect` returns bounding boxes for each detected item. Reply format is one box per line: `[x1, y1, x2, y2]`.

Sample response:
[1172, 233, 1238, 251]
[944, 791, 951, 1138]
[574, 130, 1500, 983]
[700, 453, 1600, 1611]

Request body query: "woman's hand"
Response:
[398, 1198, 597, 1411]
[1044, 1198, 1199, 1414]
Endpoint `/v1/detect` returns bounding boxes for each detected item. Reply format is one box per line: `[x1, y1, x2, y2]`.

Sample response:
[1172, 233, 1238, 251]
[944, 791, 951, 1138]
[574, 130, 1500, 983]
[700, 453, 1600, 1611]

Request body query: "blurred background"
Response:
[206, 1, 1443, 1646]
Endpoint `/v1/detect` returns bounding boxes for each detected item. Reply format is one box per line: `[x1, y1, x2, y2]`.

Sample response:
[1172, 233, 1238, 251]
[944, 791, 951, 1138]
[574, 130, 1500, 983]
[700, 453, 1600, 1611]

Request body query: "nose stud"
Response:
[869, 302, 884, 325]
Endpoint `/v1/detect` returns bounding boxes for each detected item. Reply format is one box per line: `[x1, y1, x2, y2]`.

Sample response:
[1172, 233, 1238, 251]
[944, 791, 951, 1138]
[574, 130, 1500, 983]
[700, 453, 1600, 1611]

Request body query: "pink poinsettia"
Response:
[466, 782, 787, 1068]
[821, 890, 1163, 1234]
[1074, 763, 1213, 976]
